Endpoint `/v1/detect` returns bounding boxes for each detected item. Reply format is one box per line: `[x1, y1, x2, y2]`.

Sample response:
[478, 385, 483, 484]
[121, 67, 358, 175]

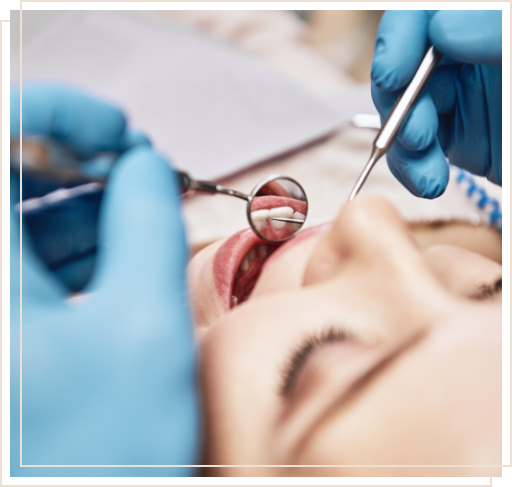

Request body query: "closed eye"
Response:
[279, 328, 351, 398]
[470, 277, 502, 300]
[279, 279, 501, 397]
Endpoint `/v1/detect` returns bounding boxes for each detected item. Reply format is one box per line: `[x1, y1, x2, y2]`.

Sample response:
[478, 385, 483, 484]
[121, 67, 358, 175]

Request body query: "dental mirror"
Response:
[12, 140, 308, 243]
[247, 176, 308, 242]
[180, 172, 308, 243]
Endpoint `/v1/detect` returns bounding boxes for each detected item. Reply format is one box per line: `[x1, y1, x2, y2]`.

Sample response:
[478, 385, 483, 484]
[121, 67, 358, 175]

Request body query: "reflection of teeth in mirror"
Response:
[251, 195, 307, 214]
[248, 248, 256, 261]
[251, 209, 270, 231]
[241, 255, 250, 271]
[269, 207, 294, 230]
[290, 211, 306, 231]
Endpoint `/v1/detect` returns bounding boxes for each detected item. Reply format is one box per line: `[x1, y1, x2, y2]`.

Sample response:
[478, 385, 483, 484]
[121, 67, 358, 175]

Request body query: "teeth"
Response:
[232, 295, 238, 308]
[240, 255, 249, 272]
[258, 244, 268, 260]
[269, 207, 293, 230]
[248, 248, 256, 261]
[251, 207, 301, 231]
[251, 209, 269, 231]
[291, 211, 306, 231]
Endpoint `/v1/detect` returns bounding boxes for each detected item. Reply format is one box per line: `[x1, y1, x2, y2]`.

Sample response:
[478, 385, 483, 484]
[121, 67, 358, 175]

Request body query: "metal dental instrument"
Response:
[12, 142, 309, 243]
[179, 172, 308, 242]
[348, 46, 443, 201]
[268, 217, 305, 223]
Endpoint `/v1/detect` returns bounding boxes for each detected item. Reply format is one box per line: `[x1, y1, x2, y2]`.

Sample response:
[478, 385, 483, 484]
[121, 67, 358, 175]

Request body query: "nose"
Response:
[302, 196, 448, 341]
[303, 195, 429, 288]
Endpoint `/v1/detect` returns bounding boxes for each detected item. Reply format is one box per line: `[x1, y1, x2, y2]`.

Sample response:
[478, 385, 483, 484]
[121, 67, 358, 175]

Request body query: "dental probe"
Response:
[348, 45, 443, 201]
[268, 217, 305, 223]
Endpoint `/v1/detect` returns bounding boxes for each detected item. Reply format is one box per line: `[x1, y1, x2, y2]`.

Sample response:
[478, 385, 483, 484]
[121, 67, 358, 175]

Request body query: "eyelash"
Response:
[279, 278, 502, 396]
[279, 327, 350, 397]
[471, 277, 502, 300]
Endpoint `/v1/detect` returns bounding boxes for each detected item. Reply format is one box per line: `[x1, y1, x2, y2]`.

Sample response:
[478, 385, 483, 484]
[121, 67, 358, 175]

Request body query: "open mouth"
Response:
[250, 195, 307, 240]
[212, 195, 308, 311]
[212, 216, 331, 313]
[212, 228, 283, 312]
[231, 242, 278, 307]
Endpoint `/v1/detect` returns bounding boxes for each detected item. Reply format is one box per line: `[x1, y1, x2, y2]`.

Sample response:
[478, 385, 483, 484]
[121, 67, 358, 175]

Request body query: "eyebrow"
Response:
[279, 328, 350, 397]
[470, 277, 502, 300]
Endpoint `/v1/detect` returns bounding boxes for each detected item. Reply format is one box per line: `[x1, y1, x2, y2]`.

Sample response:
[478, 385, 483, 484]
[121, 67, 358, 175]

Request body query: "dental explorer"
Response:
[348, 45, 443, 201]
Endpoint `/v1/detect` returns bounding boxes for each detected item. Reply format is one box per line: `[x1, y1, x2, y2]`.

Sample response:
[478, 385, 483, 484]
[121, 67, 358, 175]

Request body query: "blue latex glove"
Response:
[11, 83, 151, 291]
[10, 98, 200, 475]
[371, 10, 502, 198]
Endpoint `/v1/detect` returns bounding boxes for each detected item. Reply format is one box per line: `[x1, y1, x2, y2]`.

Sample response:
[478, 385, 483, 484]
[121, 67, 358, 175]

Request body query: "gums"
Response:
[250, 195, 307, 214]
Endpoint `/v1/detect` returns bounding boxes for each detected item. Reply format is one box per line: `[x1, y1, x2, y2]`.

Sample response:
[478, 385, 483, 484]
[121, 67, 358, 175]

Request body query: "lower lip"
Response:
[212, 229, 274, 312]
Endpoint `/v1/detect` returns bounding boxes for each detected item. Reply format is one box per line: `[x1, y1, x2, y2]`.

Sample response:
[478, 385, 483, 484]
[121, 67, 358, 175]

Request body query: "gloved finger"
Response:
[22, 194, 101, 293]
[437, 114, 451, 154]
[121, 128, 152, 151]
[10, 181, 23, 292]
[10, 178, 66, 305]
[89, 146, 188, 298]
[430, 10, 502, 65]
[371, 80, 438, 151]
[427, 66, 457, 114]
[371, 10, 431, 92]
[444, 64, 499, 182]
[438, 55, 460, 66]
[386, 155, 417, 194]
[11, 84, 128, 159]
[386, 138, 449, 199]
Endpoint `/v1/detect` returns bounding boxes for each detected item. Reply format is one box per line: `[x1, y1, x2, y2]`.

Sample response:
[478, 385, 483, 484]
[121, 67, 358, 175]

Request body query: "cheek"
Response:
[293, 311, 501, 467]
[251, 235, 323, 298]
[425, 245, 502, 297]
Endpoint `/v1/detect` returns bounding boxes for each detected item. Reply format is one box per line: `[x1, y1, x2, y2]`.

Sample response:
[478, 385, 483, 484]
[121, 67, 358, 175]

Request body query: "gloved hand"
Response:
[11, 83, 151, 291]
[10, 145, 200, 476]
[371, 10, 502, 198]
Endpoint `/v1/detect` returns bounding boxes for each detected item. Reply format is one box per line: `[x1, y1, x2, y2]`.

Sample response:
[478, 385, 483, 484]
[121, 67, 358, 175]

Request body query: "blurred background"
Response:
[162, 9, 385, 92]
[15, 9, 496, 259]
[166, 10, 385, 84]
[12, 8, 387, 258]
[296, 10, 384, 83]
[11, 8, 397, 267]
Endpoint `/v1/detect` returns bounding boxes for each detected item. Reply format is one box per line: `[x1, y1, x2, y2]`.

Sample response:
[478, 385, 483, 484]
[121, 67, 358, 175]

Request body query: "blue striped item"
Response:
[451, 165, 502, 233]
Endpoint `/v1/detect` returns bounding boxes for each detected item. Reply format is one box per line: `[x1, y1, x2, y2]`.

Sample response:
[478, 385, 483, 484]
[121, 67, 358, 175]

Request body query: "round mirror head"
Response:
[247, 175, 308, 242]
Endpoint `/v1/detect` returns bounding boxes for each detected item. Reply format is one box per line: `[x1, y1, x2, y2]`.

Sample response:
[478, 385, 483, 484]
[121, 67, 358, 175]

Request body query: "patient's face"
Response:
[189, 196, 502, 476]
